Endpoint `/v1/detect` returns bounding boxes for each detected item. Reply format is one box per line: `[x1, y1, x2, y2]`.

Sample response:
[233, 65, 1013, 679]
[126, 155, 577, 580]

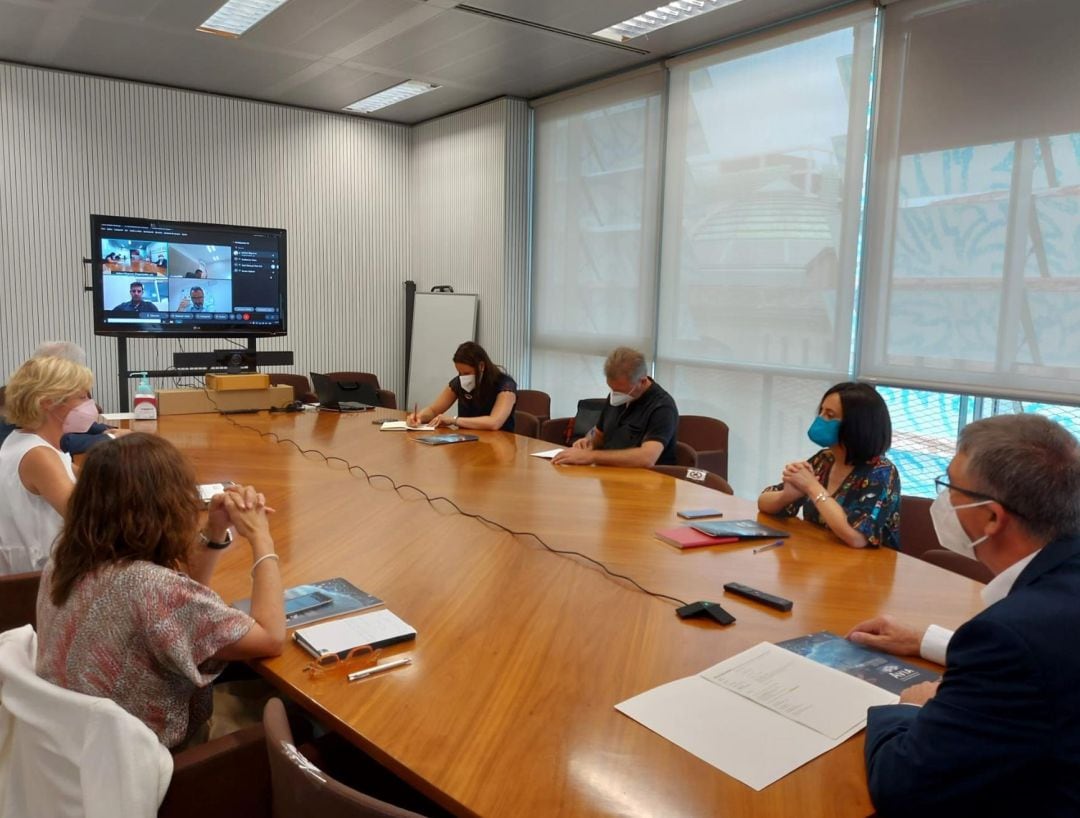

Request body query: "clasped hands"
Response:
[205, 484, 274, 545]
[781, 460, 821, 495]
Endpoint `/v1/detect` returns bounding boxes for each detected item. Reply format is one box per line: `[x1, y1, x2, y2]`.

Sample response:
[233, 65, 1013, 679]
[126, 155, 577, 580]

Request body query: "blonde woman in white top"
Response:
[0, 356, 94, 574]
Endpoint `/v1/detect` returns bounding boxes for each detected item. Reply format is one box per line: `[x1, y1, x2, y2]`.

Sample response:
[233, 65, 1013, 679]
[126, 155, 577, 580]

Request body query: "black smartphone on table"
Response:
[676, 508, 724, 520]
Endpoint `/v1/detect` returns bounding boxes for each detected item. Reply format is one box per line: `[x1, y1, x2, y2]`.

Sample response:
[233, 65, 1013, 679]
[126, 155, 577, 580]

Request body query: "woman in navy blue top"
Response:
[407, 342, 518, 432]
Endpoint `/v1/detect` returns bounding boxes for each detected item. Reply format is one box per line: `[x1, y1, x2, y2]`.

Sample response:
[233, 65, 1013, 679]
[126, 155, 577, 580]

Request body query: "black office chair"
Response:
[325, 372, 397, 409]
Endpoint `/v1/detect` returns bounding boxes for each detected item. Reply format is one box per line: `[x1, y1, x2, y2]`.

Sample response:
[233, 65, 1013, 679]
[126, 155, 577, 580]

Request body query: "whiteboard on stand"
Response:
[406, 292, 479, 411]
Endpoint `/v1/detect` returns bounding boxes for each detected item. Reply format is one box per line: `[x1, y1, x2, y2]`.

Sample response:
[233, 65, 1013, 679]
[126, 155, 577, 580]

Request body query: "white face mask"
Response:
[459, 374, 476, 392]
[929, 488, 991, 559]
[609, 379, 644, 407]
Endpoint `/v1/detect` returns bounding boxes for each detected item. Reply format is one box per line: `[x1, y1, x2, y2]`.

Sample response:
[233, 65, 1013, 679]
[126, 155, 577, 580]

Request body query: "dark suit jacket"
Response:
[865, 534, 1080, 818]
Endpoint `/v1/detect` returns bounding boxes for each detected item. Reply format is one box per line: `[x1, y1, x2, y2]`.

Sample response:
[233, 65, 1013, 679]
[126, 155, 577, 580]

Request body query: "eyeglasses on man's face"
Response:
[934, 474, 1021, 517]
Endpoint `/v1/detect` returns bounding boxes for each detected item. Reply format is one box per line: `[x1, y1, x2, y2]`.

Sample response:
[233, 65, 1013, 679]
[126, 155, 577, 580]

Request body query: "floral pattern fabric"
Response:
[765, 449, 901, 550]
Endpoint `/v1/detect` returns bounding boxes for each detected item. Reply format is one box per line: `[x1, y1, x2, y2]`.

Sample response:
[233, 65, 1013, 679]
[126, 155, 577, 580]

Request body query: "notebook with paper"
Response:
[293, 609, 416, 658]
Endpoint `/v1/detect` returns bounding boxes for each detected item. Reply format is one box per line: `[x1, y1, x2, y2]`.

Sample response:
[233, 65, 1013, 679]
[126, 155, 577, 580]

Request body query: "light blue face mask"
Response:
[807, 416, 841, 448]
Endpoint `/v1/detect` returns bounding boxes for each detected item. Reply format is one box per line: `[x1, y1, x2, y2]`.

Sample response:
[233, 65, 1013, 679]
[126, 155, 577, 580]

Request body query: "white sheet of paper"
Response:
[615, 643, 897, 791]
[702, 642, 891, 740]
[197, 483, 232, 504]
[530, 448, 564, 459]
[101, 412, 135, 421]
[381, 421, 437, 431]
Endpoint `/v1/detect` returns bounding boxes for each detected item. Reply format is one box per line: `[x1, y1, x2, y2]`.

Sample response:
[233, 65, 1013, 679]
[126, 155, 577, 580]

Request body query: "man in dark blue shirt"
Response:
[553, 346, 679, 467]
[113, 281, 159, 312]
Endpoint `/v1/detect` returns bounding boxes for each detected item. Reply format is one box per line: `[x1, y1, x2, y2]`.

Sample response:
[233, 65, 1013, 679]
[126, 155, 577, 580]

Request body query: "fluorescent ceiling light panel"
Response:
[343, 81, 440, 114]
[198, 0, 290, 37]
[593, 0, 744, 43]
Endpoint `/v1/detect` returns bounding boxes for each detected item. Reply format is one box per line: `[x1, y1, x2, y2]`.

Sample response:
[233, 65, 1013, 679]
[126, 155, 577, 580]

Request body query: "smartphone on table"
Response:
[285, 590, 334, 618]
[676, 508, 724, 520]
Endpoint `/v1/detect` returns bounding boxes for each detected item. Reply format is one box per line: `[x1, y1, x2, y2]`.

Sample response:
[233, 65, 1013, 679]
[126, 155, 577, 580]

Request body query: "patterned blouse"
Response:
[764, 449, 901, 550]
[36, 560, 254, 748]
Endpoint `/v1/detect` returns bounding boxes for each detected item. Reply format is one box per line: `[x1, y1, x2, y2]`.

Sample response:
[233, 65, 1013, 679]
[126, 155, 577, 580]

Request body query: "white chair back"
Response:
[0, 625, 173, 818]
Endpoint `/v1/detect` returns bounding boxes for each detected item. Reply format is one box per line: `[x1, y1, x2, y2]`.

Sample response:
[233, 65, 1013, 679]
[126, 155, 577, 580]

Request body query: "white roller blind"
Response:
[659, 10, 875, 378]
[530, 71, 665, 416]
[656, 8, 877, 496]
[860, 0, 1080, 402]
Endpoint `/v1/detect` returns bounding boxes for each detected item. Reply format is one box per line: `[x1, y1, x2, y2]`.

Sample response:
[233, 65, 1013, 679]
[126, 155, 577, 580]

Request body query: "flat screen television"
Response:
[91, 214, 287, 337]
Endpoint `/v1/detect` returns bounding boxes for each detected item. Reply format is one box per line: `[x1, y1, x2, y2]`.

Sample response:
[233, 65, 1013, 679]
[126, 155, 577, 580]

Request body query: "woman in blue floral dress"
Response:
[758, 382, 901, 549]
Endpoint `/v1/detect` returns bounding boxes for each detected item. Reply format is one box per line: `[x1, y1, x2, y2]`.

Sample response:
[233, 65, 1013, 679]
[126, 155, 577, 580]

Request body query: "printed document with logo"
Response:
[616, 642, 898, 790]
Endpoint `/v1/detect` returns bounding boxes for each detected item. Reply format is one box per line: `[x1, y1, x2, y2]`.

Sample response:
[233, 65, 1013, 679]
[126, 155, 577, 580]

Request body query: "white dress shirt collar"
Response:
[980, 550, 1040, 607]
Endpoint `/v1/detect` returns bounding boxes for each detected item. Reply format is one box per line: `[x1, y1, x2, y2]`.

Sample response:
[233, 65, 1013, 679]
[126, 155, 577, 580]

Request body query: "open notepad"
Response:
[380, 421, 437, 431]
[616, 642, 897, 791]
[293, 609, 417, 658]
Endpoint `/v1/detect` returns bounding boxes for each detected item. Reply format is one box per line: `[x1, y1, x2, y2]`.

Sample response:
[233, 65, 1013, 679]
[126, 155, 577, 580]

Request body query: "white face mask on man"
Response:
[609, 378, 645, 407]
[929, 488, 991, 559]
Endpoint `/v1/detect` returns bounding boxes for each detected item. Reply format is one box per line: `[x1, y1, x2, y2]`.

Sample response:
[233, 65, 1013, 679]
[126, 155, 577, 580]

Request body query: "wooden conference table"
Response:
[156, 410, 985, 818]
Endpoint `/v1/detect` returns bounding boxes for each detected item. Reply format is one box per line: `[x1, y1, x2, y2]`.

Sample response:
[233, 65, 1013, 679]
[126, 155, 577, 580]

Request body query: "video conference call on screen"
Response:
[91, 215, 286, 337]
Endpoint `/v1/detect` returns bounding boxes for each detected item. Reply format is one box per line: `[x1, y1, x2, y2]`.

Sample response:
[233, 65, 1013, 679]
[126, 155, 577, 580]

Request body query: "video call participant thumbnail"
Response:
[113, 281, 159, 312]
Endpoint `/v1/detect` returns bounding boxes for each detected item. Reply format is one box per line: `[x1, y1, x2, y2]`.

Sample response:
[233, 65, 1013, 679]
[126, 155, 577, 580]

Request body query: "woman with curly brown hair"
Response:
[35, 433, 285, 749]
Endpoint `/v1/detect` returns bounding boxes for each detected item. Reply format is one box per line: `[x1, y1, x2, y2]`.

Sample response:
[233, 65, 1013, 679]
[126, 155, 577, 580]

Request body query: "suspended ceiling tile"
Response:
[0, 2, 50, 62]
[273, 64, 385, 109]
[345, 8, 490, 70]
[465, 0, 664, 33]
[263, 0, 421, 54]
[57, 16, 314, 96]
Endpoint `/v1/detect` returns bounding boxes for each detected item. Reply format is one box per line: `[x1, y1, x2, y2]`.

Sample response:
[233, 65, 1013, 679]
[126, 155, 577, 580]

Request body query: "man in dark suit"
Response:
[847, 414, 1080, 818]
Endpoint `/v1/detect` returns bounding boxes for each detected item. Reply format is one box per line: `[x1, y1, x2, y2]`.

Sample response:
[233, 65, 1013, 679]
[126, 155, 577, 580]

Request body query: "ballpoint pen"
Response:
[348, 657, 412, 682]
[753, 540, 785, 554]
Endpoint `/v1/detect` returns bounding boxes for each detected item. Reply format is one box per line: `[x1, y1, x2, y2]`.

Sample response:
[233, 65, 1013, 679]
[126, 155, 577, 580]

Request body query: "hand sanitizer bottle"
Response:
[133, 373, 158, 420]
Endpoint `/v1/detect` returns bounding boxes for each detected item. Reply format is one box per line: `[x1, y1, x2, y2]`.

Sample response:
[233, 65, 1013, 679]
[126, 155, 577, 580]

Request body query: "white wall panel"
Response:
[409, 98, 531, 387]
[0, 61, 410, 410]
[0, 62, 528, 411]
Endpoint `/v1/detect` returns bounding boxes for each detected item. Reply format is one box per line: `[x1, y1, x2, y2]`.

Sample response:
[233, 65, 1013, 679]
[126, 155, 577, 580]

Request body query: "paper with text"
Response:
[616, 642, 897, 790]
[702, 642, 892, 740]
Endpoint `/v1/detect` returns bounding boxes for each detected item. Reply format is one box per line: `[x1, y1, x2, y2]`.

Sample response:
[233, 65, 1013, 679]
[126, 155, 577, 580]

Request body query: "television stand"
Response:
[114, 337, 292, 412]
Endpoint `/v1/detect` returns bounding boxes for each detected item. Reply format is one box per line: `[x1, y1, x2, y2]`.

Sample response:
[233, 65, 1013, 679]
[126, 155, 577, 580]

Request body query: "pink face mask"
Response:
[62, 399, 98, 435]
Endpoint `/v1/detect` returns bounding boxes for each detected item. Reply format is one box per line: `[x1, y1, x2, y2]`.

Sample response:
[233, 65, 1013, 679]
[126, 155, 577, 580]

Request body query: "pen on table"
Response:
[348, 657, 412, 682]
[753, 540, 785, 554]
